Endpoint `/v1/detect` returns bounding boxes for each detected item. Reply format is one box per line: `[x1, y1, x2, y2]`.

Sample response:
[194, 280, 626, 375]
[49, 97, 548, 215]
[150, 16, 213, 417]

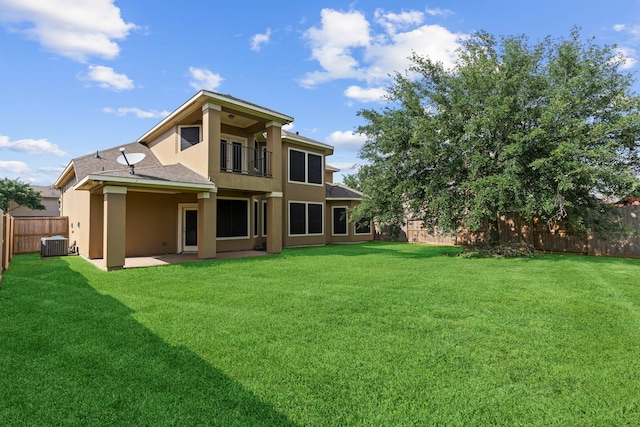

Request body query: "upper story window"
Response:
[179, 125, 201, 151]
[289, 148, 323, 186]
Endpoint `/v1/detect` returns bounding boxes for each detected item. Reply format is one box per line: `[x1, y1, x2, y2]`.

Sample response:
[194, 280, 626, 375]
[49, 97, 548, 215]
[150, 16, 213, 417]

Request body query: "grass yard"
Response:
[1, 242, 639, 426]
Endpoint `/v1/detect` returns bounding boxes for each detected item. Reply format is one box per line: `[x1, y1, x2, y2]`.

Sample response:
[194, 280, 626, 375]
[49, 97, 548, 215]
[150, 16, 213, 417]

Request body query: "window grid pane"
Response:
[308, 154, 322, 184]
[308, 203, 323, 234]
[289, 150, 306, 182]
[181, 126, 200, 151]
[333, 207, 347, 235]
[290, 203, 306, 235]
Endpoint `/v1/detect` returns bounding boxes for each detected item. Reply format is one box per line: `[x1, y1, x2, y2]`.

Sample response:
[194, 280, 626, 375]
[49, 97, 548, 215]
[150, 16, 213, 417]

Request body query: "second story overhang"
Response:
[137, 91, 295, 144]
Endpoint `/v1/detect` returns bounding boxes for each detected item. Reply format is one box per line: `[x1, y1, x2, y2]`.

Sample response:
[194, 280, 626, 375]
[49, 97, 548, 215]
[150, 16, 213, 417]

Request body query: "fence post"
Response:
[1, 211, 4, 275]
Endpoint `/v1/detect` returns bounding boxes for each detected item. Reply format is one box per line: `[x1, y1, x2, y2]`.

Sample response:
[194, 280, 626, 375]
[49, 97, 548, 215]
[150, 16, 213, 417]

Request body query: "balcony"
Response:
[220, 142, 272, 177]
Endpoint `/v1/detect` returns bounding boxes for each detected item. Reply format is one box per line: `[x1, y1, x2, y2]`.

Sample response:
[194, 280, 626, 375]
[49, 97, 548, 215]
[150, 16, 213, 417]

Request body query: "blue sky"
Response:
[1, 0, 640, 185]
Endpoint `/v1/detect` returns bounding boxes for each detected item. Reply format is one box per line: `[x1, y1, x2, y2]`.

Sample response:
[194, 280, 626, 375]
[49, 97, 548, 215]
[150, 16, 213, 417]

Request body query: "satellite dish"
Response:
[116, 149, 145, 174]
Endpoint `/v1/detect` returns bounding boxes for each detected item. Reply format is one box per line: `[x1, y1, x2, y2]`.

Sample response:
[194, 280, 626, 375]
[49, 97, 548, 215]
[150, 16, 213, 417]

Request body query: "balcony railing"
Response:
[220, 142, 272, 177]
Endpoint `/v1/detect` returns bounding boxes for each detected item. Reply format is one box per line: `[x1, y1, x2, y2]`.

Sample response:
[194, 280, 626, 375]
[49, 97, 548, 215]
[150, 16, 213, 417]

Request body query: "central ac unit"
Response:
[41, 237, 68, 257]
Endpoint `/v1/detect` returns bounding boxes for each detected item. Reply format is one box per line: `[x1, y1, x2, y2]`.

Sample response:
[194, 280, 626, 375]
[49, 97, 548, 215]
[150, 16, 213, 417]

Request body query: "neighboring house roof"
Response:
[55, 142, 215, 192]
[30, 185, 60, 199]
[8, 185, 61, 217]
[325, 164, 341, 173]
[326, 183, 362, 200]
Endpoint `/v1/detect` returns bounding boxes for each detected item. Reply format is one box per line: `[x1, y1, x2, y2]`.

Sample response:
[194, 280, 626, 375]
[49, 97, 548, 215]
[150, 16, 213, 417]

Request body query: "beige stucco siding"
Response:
[282, 142, 327, 248]
[325, 200, 372, 243]
[124, 192, 182, 257]
[147, 127, 210, 178]
[61, 187, 92, 258]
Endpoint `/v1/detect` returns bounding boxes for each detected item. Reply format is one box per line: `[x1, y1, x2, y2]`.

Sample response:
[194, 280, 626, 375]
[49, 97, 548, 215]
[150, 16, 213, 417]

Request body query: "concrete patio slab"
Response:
[87, 250, 269, 271]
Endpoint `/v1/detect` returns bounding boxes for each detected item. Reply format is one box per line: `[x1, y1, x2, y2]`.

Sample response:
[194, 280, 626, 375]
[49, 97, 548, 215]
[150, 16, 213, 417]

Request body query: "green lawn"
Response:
[1, 242, 639, 426]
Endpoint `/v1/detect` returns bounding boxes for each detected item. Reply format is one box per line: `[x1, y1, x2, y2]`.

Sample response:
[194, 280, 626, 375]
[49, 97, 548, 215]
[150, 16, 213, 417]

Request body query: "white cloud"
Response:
[614, 23, 640, 36]
[326, 130, 367, 152]
[282, 122, 295, 131]
[251, 28, 272, 51]
[374, 9, 424, 35]
[301, 8, 372, 87]
[364, 23, 461, 82]
[344, 85, 386, 103]
[0, 134, 67, 156]
[0, 160, 30, 174]
[616, 47, 638, 70]
[82, 65, 134, 91]
[189, 67, 223, 90]
[38, 166, 65, 173]
[103, 107, 170, 119]
[0, 0, 137, 62]
[301, 8, 464, 90]
[425, 8, 454, 17]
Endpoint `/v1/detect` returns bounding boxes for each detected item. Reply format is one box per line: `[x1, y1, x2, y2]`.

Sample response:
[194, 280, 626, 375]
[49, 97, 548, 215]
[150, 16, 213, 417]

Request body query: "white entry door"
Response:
[179, 205, 198, 252]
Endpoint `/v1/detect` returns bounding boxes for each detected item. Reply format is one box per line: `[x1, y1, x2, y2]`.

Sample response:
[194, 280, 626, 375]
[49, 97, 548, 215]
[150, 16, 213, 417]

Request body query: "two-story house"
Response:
[54, 91, 371, 270]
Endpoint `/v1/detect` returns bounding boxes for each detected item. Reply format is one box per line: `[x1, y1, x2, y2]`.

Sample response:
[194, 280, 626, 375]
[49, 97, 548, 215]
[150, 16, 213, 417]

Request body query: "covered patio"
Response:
[86, 250, 270, 271]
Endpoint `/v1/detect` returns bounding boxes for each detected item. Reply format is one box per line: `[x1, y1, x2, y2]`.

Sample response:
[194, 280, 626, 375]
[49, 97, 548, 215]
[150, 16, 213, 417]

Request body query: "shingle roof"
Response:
[70, 142, 211, 187]
[326, 183, 362, 200]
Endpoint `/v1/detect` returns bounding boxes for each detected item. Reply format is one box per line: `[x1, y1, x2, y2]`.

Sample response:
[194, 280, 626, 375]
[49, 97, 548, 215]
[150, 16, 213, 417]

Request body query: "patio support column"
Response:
[198, 191, 217, 259]
[266, 192, 282, 254]
[203, 103, 221, 179]
[103, 186, 127, 270]
[265, 121, 282, 184]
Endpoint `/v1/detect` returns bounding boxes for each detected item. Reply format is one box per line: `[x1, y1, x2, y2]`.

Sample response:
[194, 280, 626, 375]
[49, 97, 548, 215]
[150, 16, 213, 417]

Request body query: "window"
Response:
[232, 142, 242, 172]
[180, 125, 201, 151]
[289, 202, 323, 236]
[355, 218, 372, 235]
[253, 200, 259, 237]
[289, 150, 306, 182]
[289, 203, 306, 235]
[308, 154, 322, 184]
[289, 148, 323, 185]
[308, 203, 323, 234]
[217, 199, 249, 239]
[262, 200, 267, 236]
[332, 207, 348, 235]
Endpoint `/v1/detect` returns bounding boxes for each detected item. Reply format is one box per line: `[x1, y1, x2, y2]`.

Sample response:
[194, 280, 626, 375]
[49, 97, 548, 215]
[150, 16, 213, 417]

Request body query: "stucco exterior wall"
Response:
[147, 127, 211, 178]
[124, 192, 182, 257]
[61, 187, 92, 258]
[325, 200, 372, 243]
[282, 142, 328, 248]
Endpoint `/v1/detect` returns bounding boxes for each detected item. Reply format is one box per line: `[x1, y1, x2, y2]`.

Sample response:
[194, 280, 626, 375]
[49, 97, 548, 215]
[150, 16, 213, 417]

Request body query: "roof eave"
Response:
[137, 91, 294, 143]
[283, 134, 334, 154]
[54, 161, 76, 189]
[74, 174, 217, 193]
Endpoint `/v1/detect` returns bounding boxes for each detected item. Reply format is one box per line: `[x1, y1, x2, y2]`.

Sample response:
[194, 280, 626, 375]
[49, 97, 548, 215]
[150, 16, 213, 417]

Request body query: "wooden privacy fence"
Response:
[406, 206, 640, 257]
[11, 216, 69, 255]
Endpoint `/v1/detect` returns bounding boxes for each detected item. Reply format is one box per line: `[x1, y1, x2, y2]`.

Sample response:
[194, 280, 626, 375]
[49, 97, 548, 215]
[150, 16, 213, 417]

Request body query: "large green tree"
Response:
[0, 178, 45, 213]
[353, 29, 640, 243]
